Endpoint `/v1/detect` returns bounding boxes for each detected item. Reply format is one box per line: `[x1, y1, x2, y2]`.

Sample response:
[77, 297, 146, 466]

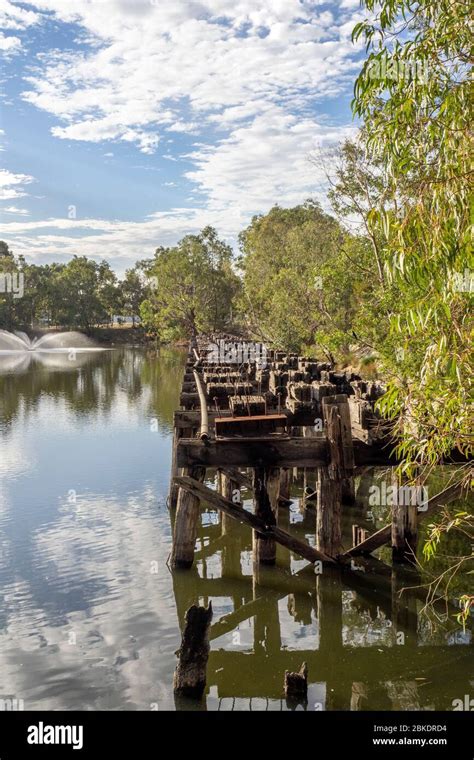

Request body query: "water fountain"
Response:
[0, 330, 108, 373]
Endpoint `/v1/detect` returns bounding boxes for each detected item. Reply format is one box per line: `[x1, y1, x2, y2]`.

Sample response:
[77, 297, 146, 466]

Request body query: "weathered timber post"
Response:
[316, 395, 355, 557]
[391, 471, 418, 563]
[252, 466, 280, 566]
[342, 476, 356, 505]
[219, 470, 240, 536]
[337, 395, 355, 505]
[171, 465, 206, 568]
[284, 662, 308, 709]
[169, 425, 192, 510]
[316, 465, 341, 557]
[173, 603, 213, 699]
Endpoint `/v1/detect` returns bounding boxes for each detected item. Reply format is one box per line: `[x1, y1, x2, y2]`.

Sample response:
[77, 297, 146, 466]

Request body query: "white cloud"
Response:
[2, 0, 367, 267]
[1, 205, 30, 215]
[19, 0, 363, 153]
[0, 32, 21, 53]
[0, 0, 40, 30]
[0, 169, 35, 200]
[185, 106, 356, 215]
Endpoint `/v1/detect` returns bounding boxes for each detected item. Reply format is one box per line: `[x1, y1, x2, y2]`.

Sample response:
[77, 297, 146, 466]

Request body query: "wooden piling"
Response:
[252, 466, 280, 566]
[219, 469, 240, 536]
[168, 426, 185, 510]
[173, 476, 335, 564]
[316, 466, 342, 557]
[391, 472, 418, 563]
[173, 603, 213, 698]
[171, 465, 206, 568]
[284, 662, 308, 704]
[316, 396, 355, 557]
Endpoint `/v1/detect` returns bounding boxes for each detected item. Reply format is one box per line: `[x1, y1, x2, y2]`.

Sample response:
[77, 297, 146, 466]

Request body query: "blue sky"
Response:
[0, 0, 366, 274]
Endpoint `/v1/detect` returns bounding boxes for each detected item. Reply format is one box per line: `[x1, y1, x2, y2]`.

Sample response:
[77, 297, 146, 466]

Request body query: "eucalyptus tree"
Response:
[352, 0, 473, 469]
[140, 227, 240, 341]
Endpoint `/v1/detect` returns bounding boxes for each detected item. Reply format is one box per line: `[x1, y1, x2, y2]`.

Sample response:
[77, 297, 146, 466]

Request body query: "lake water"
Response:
[0, 347, 471, 711]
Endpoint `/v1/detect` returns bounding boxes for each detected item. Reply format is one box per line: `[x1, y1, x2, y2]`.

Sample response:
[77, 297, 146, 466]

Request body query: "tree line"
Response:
[0, 241, 146, 331]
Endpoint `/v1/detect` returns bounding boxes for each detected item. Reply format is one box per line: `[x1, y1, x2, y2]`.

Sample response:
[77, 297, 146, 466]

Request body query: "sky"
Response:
[0, 0, 367, 274]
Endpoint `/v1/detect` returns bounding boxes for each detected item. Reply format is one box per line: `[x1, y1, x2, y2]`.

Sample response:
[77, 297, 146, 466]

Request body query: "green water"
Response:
[0, 347, 471, 710]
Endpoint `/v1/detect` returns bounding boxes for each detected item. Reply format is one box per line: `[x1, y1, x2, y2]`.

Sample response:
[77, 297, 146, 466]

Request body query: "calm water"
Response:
[0, 347, 471, 711]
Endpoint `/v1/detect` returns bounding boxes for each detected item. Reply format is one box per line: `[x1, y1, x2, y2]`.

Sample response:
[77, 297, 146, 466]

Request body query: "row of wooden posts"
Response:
[169, 336, 468, 701]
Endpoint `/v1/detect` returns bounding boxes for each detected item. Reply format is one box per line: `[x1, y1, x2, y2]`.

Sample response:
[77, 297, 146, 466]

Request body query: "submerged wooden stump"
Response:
[173, 603, 213, 698]
[284, 662, 308, 706]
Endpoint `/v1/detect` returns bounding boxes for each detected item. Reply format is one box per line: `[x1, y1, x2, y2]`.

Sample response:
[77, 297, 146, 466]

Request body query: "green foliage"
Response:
[0, 247, 124, 331]
[120, 267, 147, 326]
[140, 226, 241, 341]
[238, 201, 362, 356]
[423, 511, 473, 563]
[352, 0, 473, 468]
[422, 508, 474, 630]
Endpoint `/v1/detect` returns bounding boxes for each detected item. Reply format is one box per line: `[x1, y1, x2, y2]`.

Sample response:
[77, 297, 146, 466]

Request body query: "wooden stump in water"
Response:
[173, 603, 213, 698]
[284, 662, 308, 704]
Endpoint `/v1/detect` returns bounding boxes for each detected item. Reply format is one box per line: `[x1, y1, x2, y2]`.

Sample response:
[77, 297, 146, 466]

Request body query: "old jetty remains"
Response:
[170, 335, 467, 569]
[168, 335, 471, 705]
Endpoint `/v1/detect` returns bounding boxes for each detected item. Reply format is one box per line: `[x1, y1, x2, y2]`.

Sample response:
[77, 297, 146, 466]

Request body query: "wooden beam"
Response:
[173, 475, 335, 564]
[217, 467, 253, 491]
[176, 435, 441, 469]
[342, 479, 467, 557]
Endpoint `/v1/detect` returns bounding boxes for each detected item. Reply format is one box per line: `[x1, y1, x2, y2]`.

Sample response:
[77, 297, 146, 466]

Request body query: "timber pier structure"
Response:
[169, 335, 471, 706]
